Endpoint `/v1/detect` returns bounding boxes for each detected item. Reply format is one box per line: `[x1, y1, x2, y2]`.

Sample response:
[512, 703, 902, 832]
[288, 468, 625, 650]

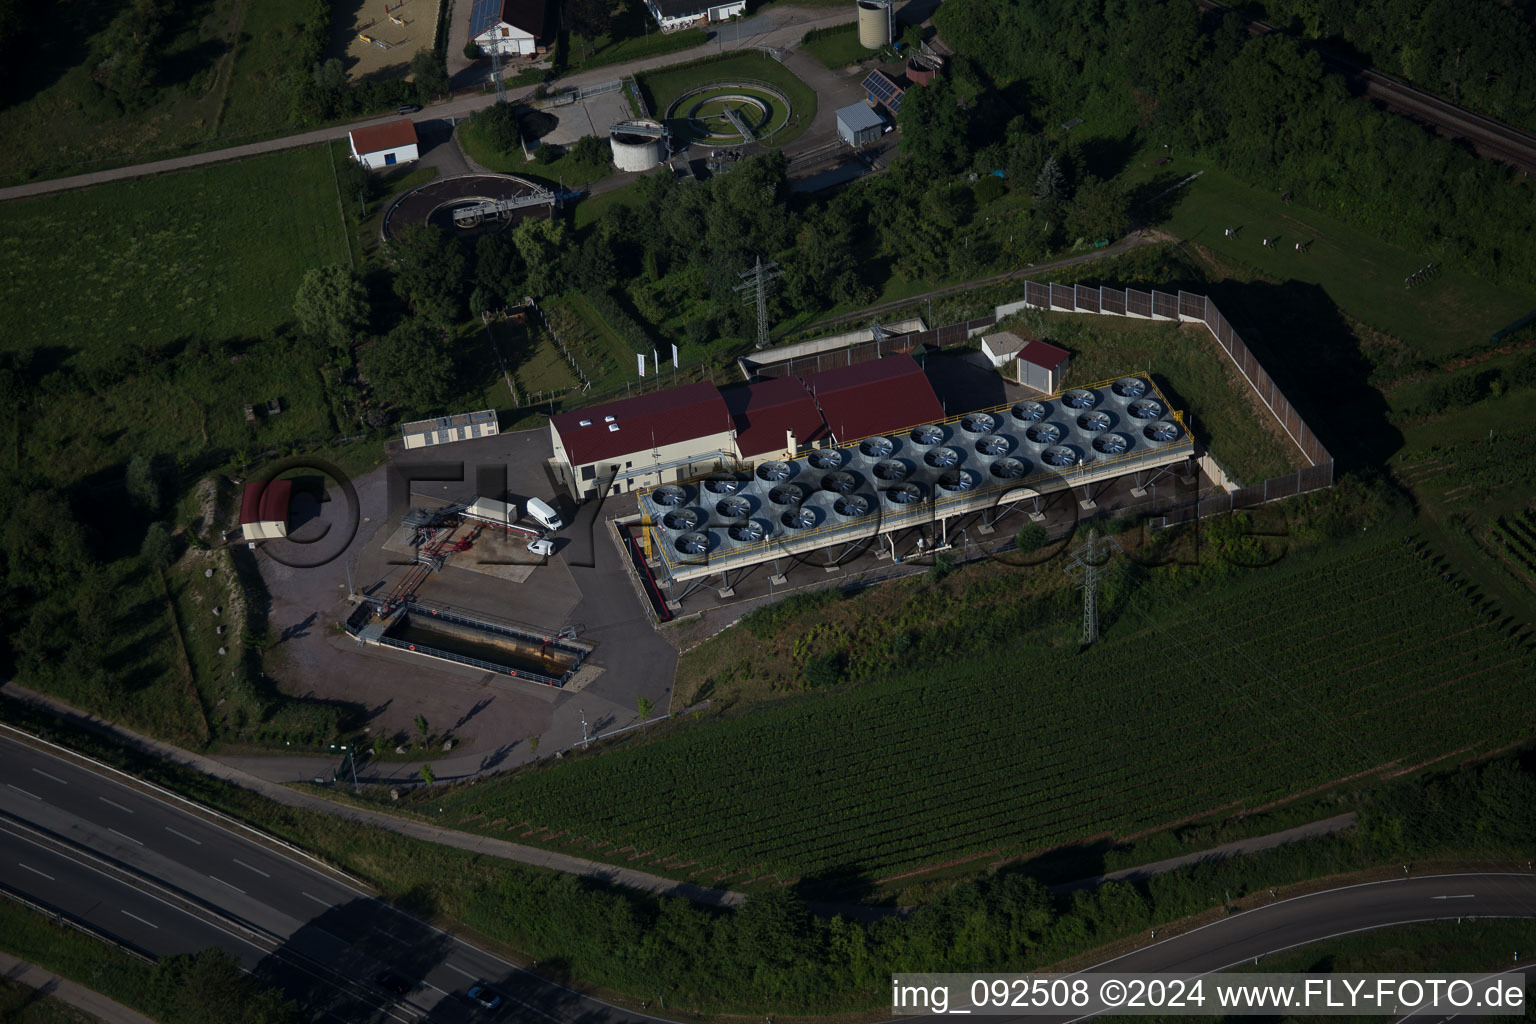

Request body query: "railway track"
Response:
[1193, 0, 1536, 174]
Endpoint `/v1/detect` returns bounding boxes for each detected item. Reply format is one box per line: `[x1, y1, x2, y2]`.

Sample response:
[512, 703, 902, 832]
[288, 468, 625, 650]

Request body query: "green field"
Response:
[0, 146, 348, 357]
[636, 52, 818, 149]
[0, 146, 349, 484]
[425, 530, 1535, 887]
[1154, 162, 1536, 359]
[801, 24, 877, 69]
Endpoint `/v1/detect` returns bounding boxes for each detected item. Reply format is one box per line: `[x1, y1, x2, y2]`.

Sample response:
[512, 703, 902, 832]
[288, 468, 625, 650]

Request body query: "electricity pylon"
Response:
[1064, 528, 1123, 646]
[734, 255, 782, 350]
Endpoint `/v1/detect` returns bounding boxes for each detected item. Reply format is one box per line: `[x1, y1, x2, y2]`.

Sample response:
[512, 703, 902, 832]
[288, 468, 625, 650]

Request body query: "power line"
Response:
[1064, 528, 1123, 646]
[733, 255, 782, 350]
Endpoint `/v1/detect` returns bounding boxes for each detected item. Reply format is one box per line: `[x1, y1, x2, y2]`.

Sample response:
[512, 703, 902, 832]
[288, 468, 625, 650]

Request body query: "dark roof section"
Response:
[1018, 339, 1071, 370]
[721, 376, 830, 459]
[471, 0, 549, 38]
[240, 480, 293, 525]
[648, 0, 713, 17]
[349, 119, 418, 154]
[552, 381, 733, 467]
[799, 355, 946, 444]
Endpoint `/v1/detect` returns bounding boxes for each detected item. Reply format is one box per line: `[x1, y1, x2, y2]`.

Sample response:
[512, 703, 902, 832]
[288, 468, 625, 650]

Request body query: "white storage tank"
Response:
[610, 121, 667, 172]
[857, 0, 891, 49]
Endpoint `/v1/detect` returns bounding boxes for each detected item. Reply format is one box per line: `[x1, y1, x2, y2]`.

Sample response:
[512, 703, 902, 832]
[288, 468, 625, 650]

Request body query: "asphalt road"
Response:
[4, 727, 1534, 1022]
[0, 730, 669, 1024]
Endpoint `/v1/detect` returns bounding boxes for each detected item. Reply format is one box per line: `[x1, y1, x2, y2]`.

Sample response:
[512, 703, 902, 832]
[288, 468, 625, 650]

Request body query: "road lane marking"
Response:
[301, 891, 332, 907]
[1430, 894, 1475, 900]
[97, 796, 133, 814]
[376, 930, 410, 946]
[17, 863, 54, 881]
[6, 785, 40, 800]
[30, 768, 66, 785]
[108, 828, 143, 846]
[444, 962, 475, 980]
[121, 910, 159, 929]
[209, 875, 246, 895]
[164, 827, 202, 845]
[232, 858, 271, 878]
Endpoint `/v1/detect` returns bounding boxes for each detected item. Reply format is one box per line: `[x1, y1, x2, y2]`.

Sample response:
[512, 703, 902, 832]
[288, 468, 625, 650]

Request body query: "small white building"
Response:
[1015, 339, 1072, 395]
[470, 0, 550, 55]
[981, 330, 1028, 368]
[645, 0, 746, 32]
[835, 102, 885, 148]
[550, 382, 736, 500]
[348, 119, 419, 170]
[400, 410, 500, 449]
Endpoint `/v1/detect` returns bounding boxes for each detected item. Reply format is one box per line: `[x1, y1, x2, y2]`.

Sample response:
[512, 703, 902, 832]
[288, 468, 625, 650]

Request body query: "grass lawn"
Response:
[457, 124, 615, 189]
[564, 27, 709, 73]
[802, 24, 878, 69]
[635, 52, 818, 149]
[997, 310, 1310, 484]
[0, 145, 349, 359]
[507, 328, 581, 395]
[572, 185, 642, 230]
[1152, 161, 1536, 360]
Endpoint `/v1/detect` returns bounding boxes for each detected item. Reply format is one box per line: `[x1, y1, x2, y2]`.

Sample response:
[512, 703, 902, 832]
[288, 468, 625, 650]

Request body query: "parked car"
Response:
[526, 538, 555, 557]
[397, 104, 421, 115]
[467, 985, 503, 1010]
[376, 970, 413, 995]
[525, 496, 563, 530]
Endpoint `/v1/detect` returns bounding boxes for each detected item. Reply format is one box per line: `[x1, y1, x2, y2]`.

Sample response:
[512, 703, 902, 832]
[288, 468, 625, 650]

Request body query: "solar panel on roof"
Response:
[469, 0, 503, 37]
[862, 71, 897, 103]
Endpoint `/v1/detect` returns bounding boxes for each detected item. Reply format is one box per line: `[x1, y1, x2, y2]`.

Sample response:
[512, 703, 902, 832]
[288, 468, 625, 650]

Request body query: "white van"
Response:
[525, 497, 563, 531]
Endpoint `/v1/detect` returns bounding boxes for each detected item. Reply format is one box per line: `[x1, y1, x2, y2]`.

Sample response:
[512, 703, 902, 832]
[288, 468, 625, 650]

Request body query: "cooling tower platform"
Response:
[634, 374, 1194, 587]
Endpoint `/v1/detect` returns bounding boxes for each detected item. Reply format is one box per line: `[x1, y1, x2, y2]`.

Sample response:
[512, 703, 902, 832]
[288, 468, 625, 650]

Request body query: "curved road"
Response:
[2, 728, 1533, 1022]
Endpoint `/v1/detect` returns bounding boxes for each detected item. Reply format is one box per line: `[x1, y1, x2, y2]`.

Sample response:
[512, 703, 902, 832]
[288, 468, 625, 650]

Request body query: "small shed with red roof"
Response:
[549, 381, 736, 499]
[1014, 339, 1072, 394]
[348, 119, 419, 170]
[240, 480, 292, 541]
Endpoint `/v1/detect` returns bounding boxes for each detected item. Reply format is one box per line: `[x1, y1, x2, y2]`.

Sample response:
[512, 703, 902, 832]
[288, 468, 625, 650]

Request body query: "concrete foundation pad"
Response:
[1029, 512, 1047, 522]
[1129, 486, 1148, 497]
[1079, 499, 1098, 511]
[876, 549, 891, 559]
[977, 523, 996, 535]
[558, 662, 605, 694]
[716, 587, 735, 598]
[769, 574, 787, 585]
[823, 564, 841, 572]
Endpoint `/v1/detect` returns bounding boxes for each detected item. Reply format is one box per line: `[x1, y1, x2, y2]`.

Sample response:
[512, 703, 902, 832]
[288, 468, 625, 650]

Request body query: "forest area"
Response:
[932, 0, 1536, 286]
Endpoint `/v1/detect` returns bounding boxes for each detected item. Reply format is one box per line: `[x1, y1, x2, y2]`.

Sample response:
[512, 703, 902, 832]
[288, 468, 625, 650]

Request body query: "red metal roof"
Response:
[1018, 339, 1070, 370]
[349, 119, 419, 156]
[721, 377, 829, 459]
[552, 381, 733, 467]
[240, 480, 292, 525]
[799, 355, 945, 444]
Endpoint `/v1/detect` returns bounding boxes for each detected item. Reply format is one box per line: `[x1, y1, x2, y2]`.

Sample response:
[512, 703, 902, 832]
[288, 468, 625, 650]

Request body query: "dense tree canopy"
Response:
[293, 264, 369, 347]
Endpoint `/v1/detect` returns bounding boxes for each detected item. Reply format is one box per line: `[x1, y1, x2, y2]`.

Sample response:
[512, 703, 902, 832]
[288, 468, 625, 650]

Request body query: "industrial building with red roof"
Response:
[549, 381, 738, 499]
[549, 356, 950, 500]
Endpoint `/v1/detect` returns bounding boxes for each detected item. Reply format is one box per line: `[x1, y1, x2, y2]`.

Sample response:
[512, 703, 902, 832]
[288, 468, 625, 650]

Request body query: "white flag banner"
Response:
[637, 352, 646, 377]
[671, 343, 679, 366]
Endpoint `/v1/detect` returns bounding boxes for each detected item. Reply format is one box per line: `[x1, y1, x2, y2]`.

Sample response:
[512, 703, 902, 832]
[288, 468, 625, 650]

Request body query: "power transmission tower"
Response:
[1064, 528, 1123, 646]
[733, 256, 782, 350]
[491, 48, 507, 103]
